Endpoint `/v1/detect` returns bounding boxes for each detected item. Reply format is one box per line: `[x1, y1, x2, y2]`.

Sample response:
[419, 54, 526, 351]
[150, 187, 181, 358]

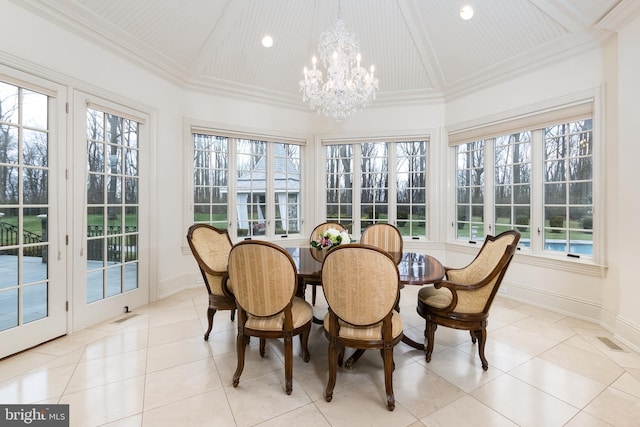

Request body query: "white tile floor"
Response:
[1, 285, 639, 427]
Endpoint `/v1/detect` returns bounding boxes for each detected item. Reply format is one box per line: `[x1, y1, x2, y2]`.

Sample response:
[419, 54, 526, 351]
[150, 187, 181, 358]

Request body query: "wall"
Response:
[609, 13, 640, 348]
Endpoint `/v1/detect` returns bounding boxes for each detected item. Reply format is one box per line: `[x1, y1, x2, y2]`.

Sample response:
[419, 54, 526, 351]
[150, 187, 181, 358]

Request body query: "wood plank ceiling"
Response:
[17, 0, 633, 106]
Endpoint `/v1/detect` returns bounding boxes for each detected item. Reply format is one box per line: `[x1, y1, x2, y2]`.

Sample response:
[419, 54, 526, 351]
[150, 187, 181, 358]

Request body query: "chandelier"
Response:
[300, 8, 379, 121]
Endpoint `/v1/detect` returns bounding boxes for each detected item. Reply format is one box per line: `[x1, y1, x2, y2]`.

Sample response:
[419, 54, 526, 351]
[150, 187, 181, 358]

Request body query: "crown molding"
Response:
[595, 0, 640, 31]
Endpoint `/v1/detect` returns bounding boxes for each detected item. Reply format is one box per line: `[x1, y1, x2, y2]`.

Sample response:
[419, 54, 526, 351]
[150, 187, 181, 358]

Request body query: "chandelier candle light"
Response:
[300, 6, 379, 121]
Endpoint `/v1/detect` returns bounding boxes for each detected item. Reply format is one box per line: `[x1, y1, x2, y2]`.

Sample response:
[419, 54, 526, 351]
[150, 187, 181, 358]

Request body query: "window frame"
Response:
[447, 91, 605, 270]
[317, 130, 434, 240]
[184, 120, 307, 242]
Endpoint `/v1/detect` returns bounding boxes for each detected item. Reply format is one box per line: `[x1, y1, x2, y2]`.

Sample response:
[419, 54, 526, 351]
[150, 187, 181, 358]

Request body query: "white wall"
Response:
[609, 13, 640, 347]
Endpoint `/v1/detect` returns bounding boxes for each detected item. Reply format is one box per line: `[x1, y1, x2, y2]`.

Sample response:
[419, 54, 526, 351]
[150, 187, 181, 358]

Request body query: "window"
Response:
[193, 134, 228, 230]
[456, 141, 485, 240]
[495, 132, 531, 236]
[273, 143, 301, 236]
[325, 144, 354, 230]
[191, 128, 303, 239]
[324, 139, 428, 237]
[361, 142, 389, 228]
[396, 142, 427, 236]
[236, 139, 267, 237]
[451, 102, 595, 259]
[543, 120, 593, 254]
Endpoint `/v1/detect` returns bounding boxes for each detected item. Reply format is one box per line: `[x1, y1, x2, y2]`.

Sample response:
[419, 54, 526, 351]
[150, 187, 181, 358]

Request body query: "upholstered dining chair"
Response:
[186, 224, 236, 341]
[307, 222, 347, 305]
[322, 244, 403, 411]
[417, 230, 520, 370]
[360, 223, 403, 264]
[228, 240, 313, 395]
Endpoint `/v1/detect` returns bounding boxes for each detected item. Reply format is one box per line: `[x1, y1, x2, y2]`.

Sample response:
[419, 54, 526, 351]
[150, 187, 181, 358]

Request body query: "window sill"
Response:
[445, 242, 607, 278]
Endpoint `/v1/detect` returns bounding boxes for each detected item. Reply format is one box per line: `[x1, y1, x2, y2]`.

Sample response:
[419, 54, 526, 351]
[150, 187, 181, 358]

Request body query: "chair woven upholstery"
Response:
[417, 230, 520, 370]
[322, 312, 403, 340]
[360, 223, 403, 264]
[321, 244, 402, 411]
[187, 224, 236, 341]
[228, 240, 312, 395]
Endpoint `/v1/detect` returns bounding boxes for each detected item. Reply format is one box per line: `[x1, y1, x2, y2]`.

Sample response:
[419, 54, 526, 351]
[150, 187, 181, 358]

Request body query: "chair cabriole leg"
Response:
[325, 339, 338, 402]
[284, 334, 293, 395]
[204, 307, 215, 341]
[476, 329, 489, 370]
[382, 346, 395, 411]
[233, 332, 246, 388]
[300, 323, 311, 362]
[259, 338, 266, 357]
[425, 320, 437, 363]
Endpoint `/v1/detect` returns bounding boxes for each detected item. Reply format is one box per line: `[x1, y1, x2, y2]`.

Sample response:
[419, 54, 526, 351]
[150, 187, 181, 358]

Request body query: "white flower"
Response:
[325, 228, 341, 239]
[311, 227, 351, 249]
[339, 231, 351, 245]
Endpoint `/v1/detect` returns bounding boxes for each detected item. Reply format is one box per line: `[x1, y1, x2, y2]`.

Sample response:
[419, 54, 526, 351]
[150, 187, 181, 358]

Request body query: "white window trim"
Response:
[182, 119, 308, 248]
[316, 128, 437, 240]
[446, 88, 606, 273]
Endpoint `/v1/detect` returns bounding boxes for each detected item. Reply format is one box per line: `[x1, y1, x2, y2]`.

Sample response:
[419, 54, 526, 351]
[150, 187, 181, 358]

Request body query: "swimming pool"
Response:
[519, 240, 593, 255]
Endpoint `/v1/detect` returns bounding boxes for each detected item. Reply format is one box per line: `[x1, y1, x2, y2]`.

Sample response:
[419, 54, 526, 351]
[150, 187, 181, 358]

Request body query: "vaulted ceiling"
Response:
[17, 0, 633, 107]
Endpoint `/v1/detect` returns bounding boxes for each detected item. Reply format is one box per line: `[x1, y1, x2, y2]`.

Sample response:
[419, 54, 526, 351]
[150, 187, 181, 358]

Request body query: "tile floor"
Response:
[1, 285, 639, 427]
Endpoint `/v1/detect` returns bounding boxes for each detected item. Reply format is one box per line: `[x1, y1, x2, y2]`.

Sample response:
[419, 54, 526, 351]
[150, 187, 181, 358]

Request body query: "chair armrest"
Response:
[221, 274, 234, 298]
[435, 278, 488, 292]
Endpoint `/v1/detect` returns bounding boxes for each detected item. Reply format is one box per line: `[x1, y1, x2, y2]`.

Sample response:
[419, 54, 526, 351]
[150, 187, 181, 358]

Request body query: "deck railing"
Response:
[0, 222, 137, 262]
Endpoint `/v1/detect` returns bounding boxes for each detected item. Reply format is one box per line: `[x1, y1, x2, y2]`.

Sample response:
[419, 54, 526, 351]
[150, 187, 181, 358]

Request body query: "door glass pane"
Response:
[86, 108, 140, 302]
[23, 283, 47, 323]
[0, 82, 50, 330]
[0, 288, 18, 331]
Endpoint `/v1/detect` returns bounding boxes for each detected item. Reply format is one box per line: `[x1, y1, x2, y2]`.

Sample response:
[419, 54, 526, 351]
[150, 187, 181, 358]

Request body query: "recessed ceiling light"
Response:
[261, 35, 273, 48]
[460, 5, 474, 20]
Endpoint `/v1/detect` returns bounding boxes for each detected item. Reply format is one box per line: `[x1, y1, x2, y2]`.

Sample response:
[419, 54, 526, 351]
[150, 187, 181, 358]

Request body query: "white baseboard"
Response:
[500, 281, 640, 353]
[157, 273, 199, 299]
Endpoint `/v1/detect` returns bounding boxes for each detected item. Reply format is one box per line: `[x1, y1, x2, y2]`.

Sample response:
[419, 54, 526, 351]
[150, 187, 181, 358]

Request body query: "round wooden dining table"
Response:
[285, 246, 445, 352]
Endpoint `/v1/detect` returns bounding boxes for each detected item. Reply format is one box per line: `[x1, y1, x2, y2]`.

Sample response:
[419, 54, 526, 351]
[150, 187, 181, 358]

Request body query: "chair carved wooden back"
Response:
[228, 240, 312, 395]
[360, 223, 403, 264]
[187, 224, 236, 341]
[417, 230, 520, 370]
[321, 243, 402, 410]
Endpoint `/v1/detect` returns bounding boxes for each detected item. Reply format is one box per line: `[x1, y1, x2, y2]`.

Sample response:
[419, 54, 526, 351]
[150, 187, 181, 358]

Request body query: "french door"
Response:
[71, 92, 149, 330]
[0, 74, 67, 359]
[0, 77, 150, 358]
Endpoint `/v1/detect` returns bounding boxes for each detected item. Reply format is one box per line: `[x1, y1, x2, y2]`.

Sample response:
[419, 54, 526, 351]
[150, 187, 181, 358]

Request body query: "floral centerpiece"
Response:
[311, 228, 351, 250]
